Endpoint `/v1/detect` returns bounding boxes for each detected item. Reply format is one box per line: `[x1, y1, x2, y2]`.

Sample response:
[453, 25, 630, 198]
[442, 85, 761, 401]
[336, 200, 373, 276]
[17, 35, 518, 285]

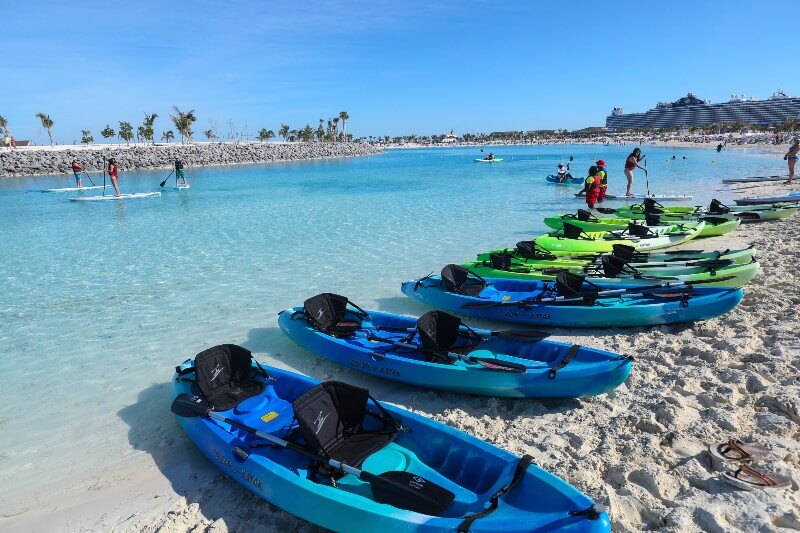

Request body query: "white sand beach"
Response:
[4, 180, 798, 532]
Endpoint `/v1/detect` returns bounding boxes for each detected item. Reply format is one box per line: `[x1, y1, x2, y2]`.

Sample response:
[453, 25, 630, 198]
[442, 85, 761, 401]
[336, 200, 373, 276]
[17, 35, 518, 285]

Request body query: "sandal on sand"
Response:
[709, 439, 769, 463]
[722, 465, 792, 491]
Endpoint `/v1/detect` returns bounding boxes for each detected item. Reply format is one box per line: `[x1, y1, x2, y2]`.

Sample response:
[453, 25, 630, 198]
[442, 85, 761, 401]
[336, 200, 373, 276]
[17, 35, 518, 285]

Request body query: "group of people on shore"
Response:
[69, 158, 189, 195]
[570, 148, 647, 208]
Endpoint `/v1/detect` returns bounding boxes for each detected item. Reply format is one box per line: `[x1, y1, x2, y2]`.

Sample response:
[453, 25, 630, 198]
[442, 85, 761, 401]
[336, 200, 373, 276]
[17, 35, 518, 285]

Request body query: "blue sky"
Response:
[2, 0, 798, 142]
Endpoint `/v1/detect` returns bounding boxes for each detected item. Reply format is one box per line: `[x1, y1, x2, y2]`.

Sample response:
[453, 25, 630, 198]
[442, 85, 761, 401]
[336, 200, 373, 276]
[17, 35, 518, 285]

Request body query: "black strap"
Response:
[457, 455, 534, 532]
[549, 344, 580, 379]
[174, 364, 196, 383]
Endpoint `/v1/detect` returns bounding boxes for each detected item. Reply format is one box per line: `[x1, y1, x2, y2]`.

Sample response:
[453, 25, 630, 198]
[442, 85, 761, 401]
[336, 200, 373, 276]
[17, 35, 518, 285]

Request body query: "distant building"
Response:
[606, 89, 800, 131]
[439, 130, 458, 144]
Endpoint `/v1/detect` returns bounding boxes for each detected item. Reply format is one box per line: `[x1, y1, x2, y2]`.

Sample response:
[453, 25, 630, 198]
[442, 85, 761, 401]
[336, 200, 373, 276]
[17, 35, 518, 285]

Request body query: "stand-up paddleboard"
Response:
[40, 185, 106, 193]
[173, 184, 191, 189]
[575, 192, 693, 201]
[721, 175, 784, 184]
[69, 192, 161, 202]
[734, 191, 800, 205]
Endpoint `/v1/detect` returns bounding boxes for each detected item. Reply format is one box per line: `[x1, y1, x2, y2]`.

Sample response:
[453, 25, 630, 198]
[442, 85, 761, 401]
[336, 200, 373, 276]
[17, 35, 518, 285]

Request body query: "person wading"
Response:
[595, 160, 608, 202]
[108, 158, 121, 196]
[624, 148, 646, 196]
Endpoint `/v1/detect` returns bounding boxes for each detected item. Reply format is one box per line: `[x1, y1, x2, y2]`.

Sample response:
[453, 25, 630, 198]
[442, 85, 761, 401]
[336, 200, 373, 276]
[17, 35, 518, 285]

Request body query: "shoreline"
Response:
[3, 180, 798, 532]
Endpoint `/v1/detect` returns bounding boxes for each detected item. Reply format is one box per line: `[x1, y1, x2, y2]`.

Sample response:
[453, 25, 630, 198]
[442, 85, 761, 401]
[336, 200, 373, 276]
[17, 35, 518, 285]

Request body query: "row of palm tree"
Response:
[0, 109, 351, 146]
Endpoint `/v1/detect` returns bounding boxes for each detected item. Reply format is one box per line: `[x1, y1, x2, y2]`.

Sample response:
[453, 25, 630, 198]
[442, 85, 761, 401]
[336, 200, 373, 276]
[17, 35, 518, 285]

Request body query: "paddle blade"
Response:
[491, 329, 550, 342]
[367, 470, 455, 516]
[471, 356, 527, 373]
[171, 393, 211, 418]
[159, 179, 168, 187]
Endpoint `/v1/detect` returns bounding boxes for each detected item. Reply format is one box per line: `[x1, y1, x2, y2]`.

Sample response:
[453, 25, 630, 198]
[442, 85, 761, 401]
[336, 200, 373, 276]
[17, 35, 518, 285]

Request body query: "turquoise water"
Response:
[0, 145, 781, 509]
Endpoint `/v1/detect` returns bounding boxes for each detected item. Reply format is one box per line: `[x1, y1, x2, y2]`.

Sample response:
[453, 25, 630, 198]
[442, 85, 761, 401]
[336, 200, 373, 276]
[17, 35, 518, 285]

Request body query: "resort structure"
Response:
[606, 89, 800, 131]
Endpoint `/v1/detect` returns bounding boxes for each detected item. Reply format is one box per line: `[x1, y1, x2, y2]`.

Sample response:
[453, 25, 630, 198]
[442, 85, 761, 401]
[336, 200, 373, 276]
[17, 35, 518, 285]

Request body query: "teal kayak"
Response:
[474, 157, 503, 163]
[174, 346, 611, 531]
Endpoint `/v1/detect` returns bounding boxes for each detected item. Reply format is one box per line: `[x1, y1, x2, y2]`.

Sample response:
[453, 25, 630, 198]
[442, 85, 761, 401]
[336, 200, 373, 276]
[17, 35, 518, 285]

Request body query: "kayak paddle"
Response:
[363, 334, 528, 373]
[159, 170, 175, 187]
[171, 393, 455, 515]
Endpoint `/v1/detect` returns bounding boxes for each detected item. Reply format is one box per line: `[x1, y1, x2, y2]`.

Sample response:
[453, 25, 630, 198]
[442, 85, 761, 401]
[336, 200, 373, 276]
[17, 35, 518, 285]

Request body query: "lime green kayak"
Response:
[461, 258, 759, 288]
[534, 221, 704, 253]
[474, 157, 503, 163]
[613, 199, 797, 222]
[544, 212, 740, 238]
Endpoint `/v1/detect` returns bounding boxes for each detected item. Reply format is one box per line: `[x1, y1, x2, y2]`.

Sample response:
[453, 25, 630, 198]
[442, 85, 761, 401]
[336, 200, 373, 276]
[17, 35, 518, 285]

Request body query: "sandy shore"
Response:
[4, 182, 798, 532]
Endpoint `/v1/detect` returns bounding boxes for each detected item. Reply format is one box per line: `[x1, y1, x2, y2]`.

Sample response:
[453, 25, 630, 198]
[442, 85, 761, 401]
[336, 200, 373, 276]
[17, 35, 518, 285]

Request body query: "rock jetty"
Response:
[0, 142, 382, 177]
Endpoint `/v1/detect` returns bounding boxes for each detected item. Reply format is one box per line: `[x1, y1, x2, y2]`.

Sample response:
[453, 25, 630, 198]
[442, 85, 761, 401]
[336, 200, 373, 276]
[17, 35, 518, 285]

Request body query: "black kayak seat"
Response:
[489, 252, 512, 271]
[292, 381, 397, 470]
[303, 293, 363, 337]
[516, 241, 557, 260]
[194, 344, 266, 411]
[442, 264, 488, 296]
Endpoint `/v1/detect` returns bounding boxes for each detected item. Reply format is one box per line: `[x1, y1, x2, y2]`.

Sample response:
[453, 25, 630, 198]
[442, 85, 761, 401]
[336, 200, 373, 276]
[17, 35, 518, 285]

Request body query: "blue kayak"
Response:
[400, 267, 743, 328]
[174, 346, 611, 532]
[546, 174, 583, 184]
[279, 299, 632, 398]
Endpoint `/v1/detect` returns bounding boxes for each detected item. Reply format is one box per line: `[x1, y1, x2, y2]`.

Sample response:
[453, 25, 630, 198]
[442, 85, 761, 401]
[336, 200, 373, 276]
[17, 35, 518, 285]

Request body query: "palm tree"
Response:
[326, 119, 332, 140]
[118, 121, 134, 145]
[278, 123, 290, 141]
[332, 117, 340, 142]
[0, 115, 8, 136]
[170, 106, 197, 143]
[35, 113, 54, 145]
[140, 113, 158, 144]
[81, 130, 94, 144]
[203, 129, 216, 141]
[257, 128, 270, 142]
[101, 125, 115, 141]
[338, 111, 349, 142]
[301, 124, 314, 142]
[162, 130, 174, 143]
[781, 118, 799, 133]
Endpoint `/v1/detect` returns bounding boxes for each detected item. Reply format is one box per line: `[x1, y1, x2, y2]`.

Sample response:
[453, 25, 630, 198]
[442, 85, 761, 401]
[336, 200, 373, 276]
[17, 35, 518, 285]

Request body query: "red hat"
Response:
[596, 160, 606, 167]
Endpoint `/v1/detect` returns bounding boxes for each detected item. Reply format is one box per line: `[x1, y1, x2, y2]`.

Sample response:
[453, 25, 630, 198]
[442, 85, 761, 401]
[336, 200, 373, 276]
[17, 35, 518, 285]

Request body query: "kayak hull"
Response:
[402, 277, 744, 327]
[542, 216, 733, 237]
[534, 225, 702, 253]
[475, 247, 757, 266]
[546, 175, 582, 184]
[474, 158, 503, 163]
[173, 362, 611, 532]
[279, 308, 632, 398]
[734, 193, 800, 205]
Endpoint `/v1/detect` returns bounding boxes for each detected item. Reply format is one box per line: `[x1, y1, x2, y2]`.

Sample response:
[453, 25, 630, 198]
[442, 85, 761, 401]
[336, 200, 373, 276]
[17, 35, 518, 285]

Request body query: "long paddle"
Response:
[102, 157, 106, 196]
[83, 164, 96, 186]
[159, 169, 175, 188]
[362, 324, 550, 342]
[361, 333, 528, 373]
[171, 393, 455, 515]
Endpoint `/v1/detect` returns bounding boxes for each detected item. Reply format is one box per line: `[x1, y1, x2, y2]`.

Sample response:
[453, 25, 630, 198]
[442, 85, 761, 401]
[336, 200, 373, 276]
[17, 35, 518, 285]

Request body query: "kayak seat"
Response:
[441, 264, 487, 297]
[302, 293, 369, 338]
[193, 344, 267, 412]
[415, 310, 481, 363]
[515, 241, 557, 260]
[488, 252, 512, 271]
[293, 381, 399, 476]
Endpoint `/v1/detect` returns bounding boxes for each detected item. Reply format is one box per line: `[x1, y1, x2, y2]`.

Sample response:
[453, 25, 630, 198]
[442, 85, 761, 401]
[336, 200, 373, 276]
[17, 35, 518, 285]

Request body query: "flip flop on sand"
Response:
[709, 439, 769, 463]
[722, 465, 792, 491]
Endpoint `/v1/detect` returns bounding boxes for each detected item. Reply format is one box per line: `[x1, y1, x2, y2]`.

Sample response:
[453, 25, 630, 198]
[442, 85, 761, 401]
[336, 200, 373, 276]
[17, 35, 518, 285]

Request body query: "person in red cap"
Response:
[595, 160, 608, 202]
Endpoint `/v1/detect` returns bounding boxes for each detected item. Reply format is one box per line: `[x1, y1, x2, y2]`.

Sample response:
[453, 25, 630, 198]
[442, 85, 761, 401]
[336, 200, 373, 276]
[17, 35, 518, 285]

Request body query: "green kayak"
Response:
[462, 257, 759, 288]
[544, 211, 741, 238]
[534, 221, 704, 253]
[612, 198, 797, 222]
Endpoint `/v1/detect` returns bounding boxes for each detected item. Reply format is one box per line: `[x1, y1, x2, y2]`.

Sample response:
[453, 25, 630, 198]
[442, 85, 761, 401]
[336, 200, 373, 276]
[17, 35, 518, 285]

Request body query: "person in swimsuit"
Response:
[108, 158, 121, 196]
[784, 139, 800, 184]
[174, 158, 188, 186]
[624, 148, 647, 196]
[71, 159, 84, 188]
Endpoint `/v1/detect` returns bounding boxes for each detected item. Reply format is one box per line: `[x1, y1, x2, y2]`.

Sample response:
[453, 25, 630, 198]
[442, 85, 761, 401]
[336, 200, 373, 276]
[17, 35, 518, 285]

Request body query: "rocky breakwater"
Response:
[0, 142, 383, 177]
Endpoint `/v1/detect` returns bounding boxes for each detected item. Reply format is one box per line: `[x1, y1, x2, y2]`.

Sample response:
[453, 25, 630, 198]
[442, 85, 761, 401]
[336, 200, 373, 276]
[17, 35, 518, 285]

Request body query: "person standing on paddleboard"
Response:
[174, 158, 188, 186]
[108, 158, 121, 197]
[595, 160, 608, 202]
[71, 159, 85, 188]
[784, 138, 799, 184]
[624, 148, 646, 196]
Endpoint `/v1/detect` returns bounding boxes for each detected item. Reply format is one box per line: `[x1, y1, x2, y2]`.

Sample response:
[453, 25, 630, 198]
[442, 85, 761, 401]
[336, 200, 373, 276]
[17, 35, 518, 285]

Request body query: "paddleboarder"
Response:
[784, 138, 799, 184]
[624, 148, 647, 197]
[174, 158, 188, 186]
[71, 159, 84, 188]
[108, 158, 121, 197]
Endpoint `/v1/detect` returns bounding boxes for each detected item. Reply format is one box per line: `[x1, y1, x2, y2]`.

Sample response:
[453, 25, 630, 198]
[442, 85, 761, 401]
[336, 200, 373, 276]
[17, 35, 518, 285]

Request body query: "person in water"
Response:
[595, 160, 608, 202]
[784, 138, 800, 184]
[108, 158, 121, 196]
[71, 159, 84, 188]
[583, 166, 604, 209]
[556, 163, 573, 182]
[716, 143, 723, 152]
[624, 148, 646, 196]
[174, 158, 188, 186]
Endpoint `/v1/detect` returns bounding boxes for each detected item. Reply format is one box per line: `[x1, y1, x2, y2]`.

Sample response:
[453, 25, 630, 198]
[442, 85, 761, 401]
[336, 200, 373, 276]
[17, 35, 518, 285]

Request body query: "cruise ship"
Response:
[606, 89, 800, 131]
